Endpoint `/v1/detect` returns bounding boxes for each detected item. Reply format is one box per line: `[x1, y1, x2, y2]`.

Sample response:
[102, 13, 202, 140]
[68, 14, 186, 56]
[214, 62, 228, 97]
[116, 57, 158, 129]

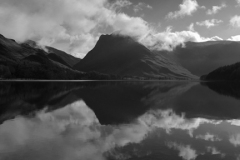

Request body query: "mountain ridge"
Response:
[0, 34, 120, 80]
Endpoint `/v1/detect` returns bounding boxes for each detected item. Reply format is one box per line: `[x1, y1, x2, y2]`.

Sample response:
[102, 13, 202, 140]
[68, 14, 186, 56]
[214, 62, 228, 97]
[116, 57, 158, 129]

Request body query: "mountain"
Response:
[170, 41, 240, 77]
[46, 47, 81, 67]
[200, 62, 240, 81]
[0, 34, 117, 80]
[74, 34, 198, 80]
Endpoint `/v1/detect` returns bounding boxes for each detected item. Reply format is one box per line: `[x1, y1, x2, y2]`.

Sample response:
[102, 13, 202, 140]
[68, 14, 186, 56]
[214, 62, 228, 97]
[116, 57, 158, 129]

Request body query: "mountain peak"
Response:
[97, 34, 135, 46]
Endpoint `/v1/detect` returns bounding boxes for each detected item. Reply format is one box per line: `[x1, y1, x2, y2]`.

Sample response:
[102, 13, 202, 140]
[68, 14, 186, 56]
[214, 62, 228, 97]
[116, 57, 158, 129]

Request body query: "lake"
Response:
[0, 81, 240, 160]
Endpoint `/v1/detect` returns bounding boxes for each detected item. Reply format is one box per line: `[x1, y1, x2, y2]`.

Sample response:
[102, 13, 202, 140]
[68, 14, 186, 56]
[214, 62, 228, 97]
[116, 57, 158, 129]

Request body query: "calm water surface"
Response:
[0, 81, 240, 160]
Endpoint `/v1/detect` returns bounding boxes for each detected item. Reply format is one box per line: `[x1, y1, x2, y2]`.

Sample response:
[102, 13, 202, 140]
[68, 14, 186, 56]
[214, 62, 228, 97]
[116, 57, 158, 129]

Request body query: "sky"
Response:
[0, 0, 240, 58]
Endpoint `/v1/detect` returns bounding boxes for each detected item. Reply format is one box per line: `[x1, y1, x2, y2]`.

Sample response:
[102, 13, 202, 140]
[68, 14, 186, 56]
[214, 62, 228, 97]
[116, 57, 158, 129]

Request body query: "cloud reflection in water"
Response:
[1, 82, 240, 160]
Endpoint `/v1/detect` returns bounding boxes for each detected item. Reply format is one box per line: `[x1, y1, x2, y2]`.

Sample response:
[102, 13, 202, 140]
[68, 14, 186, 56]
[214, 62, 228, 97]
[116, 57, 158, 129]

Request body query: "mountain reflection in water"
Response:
[1, 81, 240, 160]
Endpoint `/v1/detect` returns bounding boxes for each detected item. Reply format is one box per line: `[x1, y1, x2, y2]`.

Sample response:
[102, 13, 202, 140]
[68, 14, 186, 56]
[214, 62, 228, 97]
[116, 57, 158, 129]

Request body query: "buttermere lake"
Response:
[1, 81, 240, 160]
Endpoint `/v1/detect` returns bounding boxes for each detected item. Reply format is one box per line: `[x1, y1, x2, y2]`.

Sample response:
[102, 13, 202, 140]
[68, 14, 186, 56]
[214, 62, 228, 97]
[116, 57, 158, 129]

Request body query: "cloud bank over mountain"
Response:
[0, 0, 230, 58]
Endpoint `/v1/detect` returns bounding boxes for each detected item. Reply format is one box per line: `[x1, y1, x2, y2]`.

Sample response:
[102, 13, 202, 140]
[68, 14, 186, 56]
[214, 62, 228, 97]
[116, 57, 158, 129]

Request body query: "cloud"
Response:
[188, 23, 195, 31]
[108, 13, 151, 39]
[0, 100, 151, 160]
[206, 146, 225, 157]
[110, 0, 132, 11]
[236, 0, 240, 6]
[206, 3, 226, 15]
[0, 0, 154, 58]
[0, 97, 226, 160]
[167, 142, 198, 160]
[196, 19, 223, 28]
[133, 2, 153, 13]
[230, 15, 240, 28]
[140, 27, 213, 51]
[229, 134, 240, 147]
[0, 0, 224, 58]
[166, 0, 200, 19]
[196, 133, 222, 141]
[208, 36, 223, 41]
[0, 0, 116, 58]
[227, 119, 240, 125]
[138, 109, 221, 134]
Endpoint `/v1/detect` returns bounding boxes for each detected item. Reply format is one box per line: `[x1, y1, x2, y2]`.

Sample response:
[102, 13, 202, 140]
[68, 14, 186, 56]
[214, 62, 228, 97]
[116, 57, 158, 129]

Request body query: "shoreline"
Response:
[0, 79, 203, 82]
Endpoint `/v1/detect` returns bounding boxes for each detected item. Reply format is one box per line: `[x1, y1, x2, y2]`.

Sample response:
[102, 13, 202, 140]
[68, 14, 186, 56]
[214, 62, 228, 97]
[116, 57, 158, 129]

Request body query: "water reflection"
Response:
[1, 81, 240, 160]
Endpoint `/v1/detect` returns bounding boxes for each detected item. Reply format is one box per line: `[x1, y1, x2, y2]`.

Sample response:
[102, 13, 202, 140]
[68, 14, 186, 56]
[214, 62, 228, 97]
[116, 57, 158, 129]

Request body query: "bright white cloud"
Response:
[0, 0, 113, 58]
[230, 15, 240, 28]
[166, 0, 200, 19]
[227, 119, 240, 125]
[196, 19, 223, 28]
[206, 3, 226, 15]
[108, 13, 151, 39]
[208, 36, 223, 41]
[140, 27, 213, 51]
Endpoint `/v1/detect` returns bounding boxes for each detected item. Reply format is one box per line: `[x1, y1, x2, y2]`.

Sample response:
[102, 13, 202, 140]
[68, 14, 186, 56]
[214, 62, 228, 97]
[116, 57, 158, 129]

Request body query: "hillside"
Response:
[46, 47, 81, 67]
[200, 62, 240, 81]
[170, 41, 240, 76]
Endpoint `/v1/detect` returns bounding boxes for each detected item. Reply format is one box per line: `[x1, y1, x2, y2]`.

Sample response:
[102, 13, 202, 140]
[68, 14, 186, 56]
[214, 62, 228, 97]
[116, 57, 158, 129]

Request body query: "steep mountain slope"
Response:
[74, 34, 197, 80]
[47, 53, 71, 67]
[47, 47, 81, 67]
[170, 41, 240, 76]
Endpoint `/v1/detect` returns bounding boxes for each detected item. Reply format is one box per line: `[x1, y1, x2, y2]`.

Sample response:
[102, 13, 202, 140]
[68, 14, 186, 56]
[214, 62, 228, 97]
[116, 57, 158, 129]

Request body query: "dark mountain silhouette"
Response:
[169, 41, 240, 76]
[200, 62, 240, 81]
[74, 34, 198, 80]
[0, 34, 119, 80]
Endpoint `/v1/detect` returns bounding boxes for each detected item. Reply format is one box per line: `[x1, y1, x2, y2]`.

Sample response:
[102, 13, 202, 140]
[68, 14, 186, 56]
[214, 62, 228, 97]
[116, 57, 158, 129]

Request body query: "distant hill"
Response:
[201, 62, 240, 81]
[169, 41, 240, 76]
[74, 34, 198, 80]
